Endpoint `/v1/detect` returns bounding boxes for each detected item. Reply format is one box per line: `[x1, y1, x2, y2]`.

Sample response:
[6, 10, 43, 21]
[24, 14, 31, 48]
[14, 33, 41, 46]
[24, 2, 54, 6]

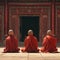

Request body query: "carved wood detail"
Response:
[9, 5, 51, 42]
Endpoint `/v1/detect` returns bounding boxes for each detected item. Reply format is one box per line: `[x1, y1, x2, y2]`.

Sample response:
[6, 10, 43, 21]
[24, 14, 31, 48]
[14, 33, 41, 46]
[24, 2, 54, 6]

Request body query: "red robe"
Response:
[40, 35, 57, 53]
[21, 35, 39, 52]
[4, 35, 20, 53]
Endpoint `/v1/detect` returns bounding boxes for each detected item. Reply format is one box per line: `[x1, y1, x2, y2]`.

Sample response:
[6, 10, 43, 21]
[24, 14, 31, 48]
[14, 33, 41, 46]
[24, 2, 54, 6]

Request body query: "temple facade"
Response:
[0, 0, 60, 46]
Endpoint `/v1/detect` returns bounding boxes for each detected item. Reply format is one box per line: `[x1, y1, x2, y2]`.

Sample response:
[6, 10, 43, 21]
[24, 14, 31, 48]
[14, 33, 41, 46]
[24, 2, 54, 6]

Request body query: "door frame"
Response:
[19, 15, 40, 46]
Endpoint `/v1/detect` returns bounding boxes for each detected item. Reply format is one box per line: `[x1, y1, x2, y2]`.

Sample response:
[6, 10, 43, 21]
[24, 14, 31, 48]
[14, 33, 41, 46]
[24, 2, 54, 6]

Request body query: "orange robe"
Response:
[40, 35, 57, 53]
[4, 35, 20, 53]
[21, 35, 39, 52]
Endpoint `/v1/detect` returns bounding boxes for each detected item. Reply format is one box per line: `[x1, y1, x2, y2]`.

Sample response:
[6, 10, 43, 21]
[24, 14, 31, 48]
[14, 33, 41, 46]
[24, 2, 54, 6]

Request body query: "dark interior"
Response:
[20, 16, 39, 42]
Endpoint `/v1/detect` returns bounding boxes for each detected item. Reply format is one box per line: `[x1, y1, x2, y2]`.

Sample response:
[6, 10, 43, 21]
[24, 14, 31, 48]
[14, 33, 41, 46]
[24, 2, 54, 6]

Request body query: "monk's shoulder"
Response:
[45, 35, 55, 41]
[43, 36, 47, 39]
[26, 36, 30, 40]
[6, 36, 10, 40]
[46, 35, 51, 38]
[43, 35, 50, 40]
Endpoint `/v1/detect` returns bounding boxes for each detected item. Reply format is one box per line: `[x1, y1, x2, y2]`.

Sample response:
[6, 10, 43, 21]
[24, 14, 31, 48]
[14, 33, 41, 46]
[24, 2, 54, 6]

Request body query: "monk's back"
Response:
[24, 36, 38, 52]
[4, 36, 20, 53]
[6, 36, 18, 51]
[21, 30, 39, 52]
[46, 35, 57, 50]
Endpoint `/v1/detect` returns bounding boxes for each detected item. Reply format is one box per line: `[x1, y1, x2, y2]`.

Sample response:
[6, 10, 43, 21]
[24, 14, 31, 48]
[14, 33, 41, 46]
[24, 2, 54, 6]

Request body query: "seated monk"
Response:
[3, 29, 20, 53]
[40, 30, 58, 53]
[21, 30, 39, 53]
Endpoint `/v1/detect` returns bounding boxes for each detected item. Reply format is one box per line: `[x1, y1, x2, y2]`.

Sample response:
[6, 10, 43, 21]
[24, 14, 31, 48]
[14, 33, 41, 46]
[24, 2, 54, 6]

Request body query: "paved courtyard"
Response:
[0, 47, 60, 60]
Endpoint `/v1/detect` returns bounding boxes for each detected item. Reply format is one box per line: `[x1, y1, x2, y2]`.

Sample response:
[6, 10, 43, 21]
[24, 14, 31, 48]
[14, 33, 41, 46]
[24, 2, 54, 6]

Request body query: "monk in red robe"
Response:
[21, 30, 39, 53]
[40, 30, 58, 53]
[3, 29, 20, 53]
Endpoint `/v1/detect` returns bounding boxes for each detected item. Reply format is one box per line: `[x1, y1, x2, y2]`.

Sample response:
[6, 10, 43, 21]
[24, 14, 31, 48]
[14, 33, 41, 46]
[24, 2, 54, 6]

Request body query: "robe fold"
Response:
[4, 35, 20, 53]
[40, 35, 57, 53]
[21, 35, 39, 52]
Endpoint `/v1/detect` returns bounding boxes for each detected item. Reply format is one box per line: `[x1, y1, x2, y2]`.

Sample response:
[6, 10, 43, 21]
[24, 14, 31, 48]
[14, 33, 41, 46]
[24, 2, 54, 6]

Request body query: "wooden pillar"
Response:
[4, 0, 8, 34]
[51, 1, 55, 34]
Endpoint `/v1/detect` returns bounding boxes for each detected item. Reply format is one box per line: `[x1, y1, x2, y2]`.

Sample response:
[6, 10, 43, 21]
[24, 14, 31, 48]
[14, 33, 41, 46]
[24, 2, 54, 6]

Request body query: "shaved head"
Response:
[28, 30, 33, 36]
[47, 30, 52, 35]
[8, 29, 14, 35]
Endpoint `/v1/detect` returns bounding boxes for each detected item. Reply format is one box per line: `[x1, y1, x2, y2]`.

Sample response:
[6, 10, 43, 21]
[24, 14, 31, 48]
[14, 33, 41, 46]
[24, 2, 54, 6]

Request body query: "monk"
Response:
[21, 30, 39, 53]
[40, 30, 58, 53]
[3, 29, 20, 53]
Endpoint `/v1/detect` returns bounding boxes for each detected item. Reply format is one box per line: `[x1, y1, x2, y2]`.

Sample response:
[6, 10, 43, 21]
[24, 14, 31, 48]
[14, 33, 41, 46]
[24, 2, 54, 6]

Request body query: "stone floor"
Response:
[0, 47, 60, 60]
